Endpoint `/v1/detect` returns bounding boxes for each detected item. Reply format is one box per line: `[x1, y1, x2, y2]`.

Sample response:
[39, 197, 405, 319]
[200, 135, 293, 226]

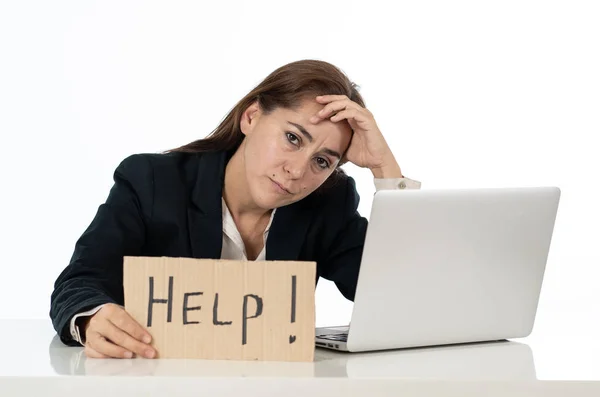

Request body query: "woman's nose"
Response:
[283, 156, 309, 179]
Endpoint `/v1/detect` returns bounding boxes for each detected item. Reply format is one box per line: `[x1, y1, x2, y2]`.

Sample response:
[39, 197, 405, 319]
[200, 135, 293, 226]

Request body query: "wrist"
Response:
[75, 316, 91, 343]
[370, 154, 403, 178]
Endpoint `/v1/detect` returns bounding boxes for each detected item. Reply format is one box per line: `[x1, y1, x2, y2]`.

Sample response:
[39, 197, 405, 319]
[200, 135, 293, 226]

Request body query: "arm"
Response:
[319, 173, 421, 300]
[319, 177, 367, 301]
[49, 154, 153, 346]
[370, 143, 421, 190]
[374, 177, 421, 190]
[68, 304, 108, 345]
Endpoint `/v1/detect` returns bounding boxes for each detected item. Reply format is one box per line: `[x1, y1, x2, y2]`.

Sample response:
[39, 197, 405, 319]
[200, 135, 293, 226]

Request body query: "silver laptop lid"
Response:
[347, 187, 561, 351]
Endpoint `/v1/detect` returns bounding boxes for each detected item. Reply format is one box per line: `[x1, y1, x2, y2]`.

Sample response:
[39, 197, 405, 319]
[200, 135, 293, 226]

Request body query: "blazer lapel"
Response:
[266, 202, 313, 261]
[185, 150, 313, 262]
[187, 151, 227, 259]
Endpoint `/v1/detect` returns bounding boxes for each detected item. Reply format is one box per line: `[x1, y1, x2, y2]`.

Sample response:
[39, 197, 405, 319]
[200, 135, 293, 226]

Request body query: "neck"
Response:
[223, 144, 271, 219]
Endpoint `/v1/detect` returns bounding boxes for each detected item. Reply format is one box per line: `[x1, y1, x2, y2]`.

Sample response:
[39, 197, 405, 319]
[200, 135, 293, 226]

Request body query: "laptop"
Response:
[316, 186, 561, 352]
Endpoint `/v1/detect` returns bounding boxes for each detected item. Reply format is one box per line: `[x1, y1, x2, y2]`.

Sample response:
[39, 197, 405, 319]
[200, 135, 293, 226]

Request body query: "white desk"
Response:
[0, 319, 598, 396]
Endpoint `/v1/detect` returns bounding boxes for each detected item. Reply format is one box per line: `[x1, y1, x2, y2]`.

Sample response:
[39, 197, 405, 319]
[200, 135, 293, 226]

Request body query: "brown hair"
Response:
[165, 59, 365, 186]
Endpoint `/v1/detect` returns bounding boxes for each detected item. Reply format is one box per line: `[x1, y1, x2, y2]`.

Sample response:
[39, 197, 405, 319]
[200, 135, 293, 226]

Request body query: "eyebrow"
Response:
[286, 121, 342, 160]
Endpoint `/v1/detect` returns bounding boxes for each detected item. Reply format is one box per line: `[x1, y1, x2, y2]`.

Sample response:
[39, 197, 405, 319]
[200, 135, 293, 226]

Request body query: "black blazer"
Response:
[50, 150, 368, 345]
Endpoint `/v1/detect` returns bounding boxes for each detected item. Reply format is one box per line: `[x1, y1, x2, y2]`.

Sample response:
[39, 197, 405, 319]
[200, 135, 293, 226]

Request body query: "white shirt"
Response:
[69, 176, 421, 344]
[219, 197, 275, 261]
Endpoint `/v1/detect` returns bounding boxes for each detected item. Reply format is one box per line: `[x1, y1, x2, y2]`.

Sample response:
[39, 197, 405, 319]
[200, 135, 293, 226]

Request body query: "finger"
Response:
[101, 320, 156, 359]
[311, 99, 362, 123]
[315, 94, 349, 102]
[329, 108, 367, 124]
[84, 344, 110, 359]
[109, 309, 152, 344]
[315, 95, 361, 108]
[86, 331, 133, 359]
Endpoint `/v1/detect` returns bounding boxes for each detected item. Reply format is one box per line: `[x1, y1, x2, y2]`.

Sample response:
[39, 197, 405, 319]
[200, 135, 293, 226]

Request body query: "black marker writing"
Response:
[147, 276, 173, 327]
[213, 293, 233, 326]
[290, 275, 296, 344]
[183, 292, 203, 325]
[242, 294, 263, 345]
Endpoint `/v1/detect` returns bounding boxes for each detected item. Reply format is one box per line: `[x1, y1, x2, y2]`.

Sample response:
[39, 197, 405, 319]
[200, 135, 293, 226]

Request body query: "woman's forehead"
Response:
[270, 98, 321, 118]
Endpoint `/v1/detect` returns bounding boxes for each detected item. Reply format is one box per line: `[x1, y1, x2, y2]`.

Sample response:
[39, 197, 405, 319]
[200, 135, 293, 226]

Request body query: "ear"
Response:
[240, 101, 261, 136]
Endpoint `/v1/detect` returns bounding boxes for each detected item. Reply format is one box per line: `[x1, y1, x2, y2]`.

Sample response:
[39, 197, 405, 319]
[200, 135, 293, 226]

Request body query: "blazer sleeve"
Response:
[49, 154, 153, 345]
[318, 177, 368, 302]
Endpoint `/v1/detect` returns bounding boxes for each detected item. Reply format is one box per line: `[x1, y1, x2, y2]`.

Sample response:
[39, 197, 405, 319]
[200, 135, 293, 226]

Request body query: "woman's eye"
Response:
[315, 157, 331, 169]
[286, 132, 300, 145]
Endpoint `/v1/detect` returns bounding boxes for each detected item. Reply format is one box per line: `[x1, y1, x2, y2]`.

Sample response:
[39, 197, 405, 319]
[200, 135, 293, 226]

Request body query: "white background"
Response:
[1, 0, 598, 367]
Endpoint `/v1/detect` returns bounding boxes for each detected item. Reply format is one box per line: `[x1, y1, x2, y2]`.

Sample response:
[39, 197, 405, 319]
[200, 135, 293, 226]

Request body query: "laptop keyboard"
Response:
[317, 333, 348, 342]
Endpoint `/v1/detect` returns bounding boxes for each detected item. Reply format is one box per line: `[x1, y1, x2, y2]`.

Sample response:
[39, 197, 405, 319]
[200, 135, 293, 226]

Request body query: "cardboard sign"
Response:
[123, 256, 316, 361]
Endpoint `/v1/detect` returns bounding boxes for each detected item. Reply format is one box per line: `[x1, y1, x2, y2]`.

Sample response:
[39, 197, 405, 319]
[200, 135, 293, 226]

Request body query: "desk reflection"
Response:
[48, 336, 536, 380]
[316, 340, 536, 379]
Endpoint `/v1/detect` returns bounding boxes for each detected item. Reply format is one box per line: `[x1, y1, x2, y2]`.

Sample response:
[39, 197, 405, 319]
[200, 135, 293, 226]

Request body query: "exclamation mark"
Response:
[289, 275, 296, 344]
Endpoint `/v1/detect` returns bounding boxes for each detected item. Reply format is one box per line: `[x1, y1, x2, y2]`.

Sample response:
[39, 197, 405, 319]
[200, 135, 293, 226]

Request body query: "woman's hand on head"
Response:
[310, 95, 402, 177]
[83, 303, 156, 359]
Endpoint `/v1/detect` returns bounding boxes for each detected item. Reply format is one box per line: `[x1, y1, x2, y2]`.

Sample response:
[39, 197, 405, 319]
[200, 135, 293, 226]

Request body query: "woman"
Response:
[50, 59, 421, 359]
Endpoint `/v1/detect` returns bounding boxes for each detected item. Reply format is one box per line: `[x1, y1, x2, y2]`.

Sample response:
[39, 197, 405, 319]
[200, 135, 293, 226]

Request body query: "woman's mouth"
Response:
[270, 178, 292, 195]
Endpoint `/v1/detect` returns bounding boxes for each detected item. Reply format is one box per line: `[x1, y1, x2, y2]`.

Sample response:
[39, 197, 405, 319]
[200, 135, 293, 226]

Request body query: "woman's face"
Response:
[239, 97, 353, 209]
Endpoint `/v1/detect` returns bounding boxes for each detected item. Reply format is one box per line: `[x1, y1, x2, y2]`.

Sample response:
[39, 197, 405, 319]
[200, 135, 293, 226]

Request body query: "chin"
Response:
[254, 197, 278, 210]
[248, 187, 278, 210]
[249, 178, 293, 209]
[257, 192, 292, 209]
